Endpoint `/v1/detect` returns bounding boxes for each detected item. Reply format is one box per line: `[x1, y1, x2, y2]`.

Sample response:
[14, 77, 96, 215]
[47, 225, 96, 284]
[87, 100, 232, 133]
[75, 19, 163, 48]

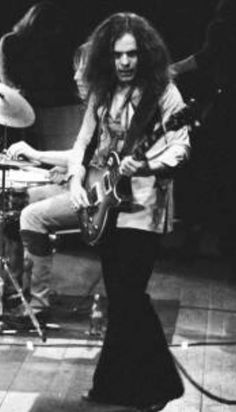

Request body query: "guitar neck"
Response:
[133, 124, 165, 161]
[131, 104, 193, 162]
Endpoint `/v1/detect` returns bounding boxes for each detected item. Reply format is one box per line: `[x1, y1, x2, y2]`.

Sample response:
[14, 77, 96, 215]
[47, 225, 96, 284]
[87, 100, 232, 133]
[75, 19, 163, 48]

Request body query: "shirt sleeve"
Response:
[67, 93, 97, 176]
[146, 82, 190, 170]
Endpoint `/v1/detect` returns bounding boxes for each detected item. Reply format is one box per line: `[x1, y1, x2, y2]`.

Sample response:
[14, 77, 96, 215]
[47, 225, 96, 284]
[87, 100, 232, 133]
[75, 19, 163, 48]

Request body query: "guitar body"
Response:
[79, 152, 123, 245]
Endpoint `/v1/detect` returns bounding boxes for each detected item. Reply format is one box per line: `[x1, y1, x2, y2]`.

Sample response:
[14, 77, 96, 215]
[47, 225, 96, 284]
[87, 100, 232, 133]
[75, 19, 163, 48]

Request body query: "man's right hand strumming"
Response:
[69, 169, 89, 211]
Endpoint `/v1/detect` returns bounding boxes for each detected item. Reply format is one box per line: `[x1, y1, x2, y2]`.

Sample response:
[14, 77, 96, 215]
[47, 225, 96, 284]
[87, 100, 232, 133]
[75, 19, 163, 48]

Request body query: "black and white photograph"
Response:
[0, 1, 236, 411]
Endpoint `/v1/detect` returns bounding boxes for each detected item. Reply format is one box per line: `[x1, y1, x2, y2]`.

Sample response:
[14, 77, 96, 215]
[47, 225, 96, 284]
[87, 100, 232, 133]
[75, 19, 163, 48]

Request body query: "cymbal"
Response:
[0, 153, 34, 170]
[0, 83, 35, 128]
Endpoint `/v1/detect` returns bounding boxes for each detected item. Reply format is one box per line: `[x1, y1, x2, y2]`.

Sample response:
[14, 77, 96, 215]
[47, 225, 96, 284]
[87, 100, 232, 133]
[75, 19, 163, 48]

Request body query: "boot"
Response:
[5, 251, 52, 328]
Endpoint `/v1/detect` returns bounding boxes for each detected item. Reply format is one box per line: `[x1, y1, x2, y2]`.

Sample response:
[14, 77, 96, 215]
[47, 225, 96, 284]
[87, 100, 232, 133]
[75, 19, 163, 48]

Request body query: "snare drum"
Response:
[8, 167, 50, 187]
[0, 167, 50, 221]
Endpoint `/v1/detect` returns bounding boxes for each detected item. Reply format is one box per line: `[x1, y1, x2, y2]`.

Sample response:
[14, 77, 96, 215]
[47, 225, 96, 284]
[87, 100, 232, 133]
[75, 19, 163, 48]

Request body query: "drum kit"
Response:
[0, 83, 47, 341]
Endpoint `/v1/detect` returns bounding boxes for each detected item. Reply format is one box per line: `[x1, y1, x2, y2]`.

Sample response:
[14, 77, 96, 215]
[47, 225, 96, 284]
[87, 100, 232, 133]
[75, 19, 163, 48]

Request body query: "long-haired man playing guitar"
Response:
[7, 13, 190, 411]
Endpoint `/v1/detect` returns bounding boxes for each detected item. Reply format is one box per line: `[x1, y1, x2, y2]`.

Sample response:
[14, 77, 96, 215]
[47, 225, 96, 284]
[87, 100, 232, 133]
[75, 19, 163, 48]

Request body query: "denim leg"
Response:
[27, 183, 66, 204]
[20, 188, 79, 308]
[20, 188, 79, 234]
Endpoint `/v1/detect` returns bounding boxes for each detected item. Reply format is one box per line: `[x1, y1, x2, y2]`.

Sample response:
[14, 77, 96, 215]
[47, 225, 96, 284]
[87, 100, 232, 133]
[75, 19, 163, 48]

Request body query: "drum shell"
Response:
[0, 167, 50, 219]
[6, 186, 29, 217]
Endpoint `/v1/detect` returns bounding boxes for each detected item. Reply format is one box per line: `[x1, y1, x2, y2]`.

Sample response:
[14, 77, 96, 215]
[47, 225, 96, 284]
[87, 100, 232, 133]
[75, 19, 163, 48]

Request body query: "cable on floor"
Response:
[174, 355, 236, 405]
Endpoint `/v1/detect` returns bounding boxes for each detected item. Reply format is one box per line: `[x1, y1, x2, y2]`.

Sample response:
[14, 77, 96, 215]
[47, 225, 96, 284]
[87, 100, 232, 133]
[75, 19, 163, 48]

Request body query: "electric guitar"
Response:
[78, 101, 197, 245]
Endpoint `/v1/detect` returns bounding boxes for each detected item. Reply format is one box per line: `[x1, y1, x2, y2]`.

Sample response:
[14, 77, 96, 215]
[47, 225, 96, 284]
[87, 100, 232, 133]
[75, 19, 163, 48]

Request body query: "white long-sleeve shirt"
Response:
[68, 82, 190, 233]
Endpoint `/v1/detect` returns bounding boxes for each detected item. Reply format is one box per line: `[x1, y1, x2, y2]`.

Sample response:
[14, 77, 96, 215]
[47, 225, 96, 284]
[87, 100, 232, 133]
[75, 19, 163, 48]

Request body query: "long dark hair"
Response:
[84, 12, 171, 106]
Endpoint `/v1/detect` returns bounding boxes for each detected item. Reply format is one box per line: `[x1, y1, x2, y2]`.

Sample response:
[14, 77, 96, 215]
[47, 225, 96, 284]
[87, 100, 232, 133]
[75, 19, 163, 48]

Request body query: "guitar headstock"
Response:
[166, 98, 201, 132]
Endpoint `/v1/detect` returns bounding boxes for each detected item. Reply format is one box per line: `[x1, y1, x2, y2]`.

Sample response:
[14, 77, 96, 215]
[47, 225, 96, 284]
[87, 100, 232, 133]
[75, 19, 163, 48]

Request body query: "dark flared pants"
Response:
[90, 228, 184, 409]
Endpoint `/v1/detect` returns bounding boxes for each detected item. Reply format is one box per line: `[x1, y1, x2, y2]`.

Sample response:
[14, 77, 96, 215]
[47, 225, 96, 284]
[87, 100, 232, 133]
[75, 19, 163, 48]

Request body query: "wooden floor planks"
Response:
[1, 250, 236, 412]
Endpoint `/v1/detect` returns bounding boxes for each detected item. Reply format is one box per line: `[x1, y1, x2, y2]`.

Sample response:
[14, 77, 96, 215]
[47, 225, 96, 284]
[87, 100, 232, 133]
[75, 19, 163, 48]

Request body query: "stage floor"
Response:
[1, 240, 236, 412]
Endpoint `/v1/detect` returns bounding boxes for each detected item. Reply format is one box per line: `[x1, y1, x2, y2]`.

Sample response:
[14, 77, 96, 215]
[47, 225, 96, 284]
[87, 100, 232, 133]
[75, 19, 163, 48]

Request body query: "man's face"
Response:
[113, 33, 138, 85]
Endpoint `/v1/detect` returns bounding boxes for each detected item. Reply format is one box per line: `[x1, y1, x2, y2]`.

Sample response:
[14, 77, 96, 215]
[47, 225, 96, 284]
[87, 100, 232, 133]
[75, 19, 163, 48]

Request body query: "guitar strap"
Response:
[117, 86, 163, 201]
[120, 85, 162, 157]
[83, 85, 162, 166]
[82, 123, 99, 167]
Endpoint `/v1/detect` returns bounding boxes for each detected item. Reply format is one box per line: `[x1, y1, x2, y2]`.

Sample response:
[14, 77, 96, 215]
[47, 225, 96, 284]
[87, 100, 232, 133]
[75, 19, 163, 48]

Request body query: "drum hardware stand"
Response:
[0, 258, 46, 342]
[0, 127, 46, 343]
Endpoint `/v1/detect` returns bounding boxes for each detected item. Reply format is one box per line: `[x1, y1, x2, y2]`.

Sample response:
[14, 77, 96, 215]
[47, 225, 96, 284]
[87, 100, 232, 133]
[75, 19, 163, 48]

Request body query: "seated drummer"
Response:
[2, 42, 90, 320]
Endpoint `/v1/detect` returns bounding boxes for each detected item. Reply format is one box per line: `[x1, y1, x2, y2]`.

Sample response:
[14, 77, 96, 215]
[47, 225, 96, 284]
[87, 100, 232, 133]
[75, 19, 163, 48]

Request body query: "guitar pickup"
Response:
[90, 183, 101, 205]
[103, 172, 111, 194]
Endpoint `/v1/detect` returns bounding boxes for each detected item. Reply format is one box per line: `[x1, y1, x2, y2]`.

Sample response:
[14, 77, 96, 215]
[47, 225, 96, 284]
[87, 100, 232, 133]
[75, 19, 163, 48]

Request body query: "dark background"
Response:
[0, 0, 221, 229]
[0, 0, 218, 103]
[0, 0, 219, 102]
[0, 0, 215, 56]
